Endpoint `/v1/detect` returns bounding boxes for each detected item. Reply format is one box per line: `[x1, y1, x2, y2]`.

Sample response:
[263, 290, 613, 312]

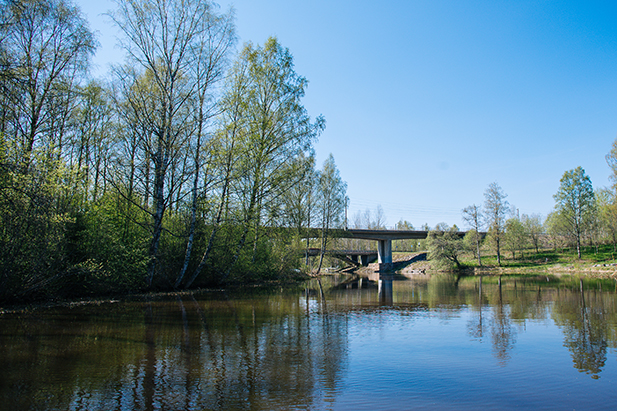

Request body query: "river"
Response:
[2, 273, 617, 410]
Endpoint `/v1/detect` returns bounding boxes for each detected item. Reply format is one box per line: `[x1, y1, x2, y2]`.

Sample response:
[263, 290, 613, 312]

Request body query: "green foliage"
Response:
[483, 182, 509, 265]
[605, 138, 617, 191]
[504, 217, 527, 259]
[462, 204, 483, 265]
[394, 219, 415, 251]
[463, 229, 482, 257]
[0, 4, 340, 303]
[427, 225, 465, 270]
[315, 154, 347, 273]
[68, 194, 149, 294]
[553, 166, 596, 258]
[0, 142, 73, 300]
[522, 213, 544, 253]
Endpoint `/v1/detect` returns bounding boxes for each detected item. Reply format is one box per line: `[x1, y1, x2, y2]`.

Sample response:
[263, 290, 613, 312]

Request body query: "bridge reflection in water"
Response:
[331, 273, 399, 306]
[378, 277, 394, 305]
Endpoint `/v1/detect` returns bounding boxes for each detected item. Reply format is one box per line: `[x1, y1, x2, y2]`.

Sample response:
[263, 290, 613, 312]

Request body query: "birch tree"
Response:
[462, 204, 483, 266]
[553, 167, 596, 259]
[521, 213, 544, 253]
[0, 0, 95, 162]
[315, 154, 347, 274]
[111, 0, 234, 287]
[504, 217, 526, 259]
[222, 37, 324, 280]
[174, 7, 234, 288]
[484, 182, 509, 266]
[0, 0, 96, 300]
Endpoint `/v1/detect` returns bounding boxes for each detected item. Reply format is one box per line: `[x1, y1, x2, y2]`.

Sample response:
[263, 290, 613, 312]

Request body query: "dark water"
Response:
[2, 274, 617, 410]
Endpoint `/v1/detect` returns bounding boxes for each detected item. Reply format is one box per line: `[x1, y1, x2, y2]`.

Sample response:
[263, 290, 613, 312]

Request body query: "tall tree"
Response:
[597, 189, 617, 252]
[111, 0, 233, 287]
[545, 210, 569, 251]
[521, 213, 544, 254]
[222, 37, 324, 280]
[602, 140, 617, 252]
[504, 217, 526, 259]
[173, 4, 235, 289]
[315, 154, 347, 274]
[605, 138, 617, 191]
[553, 166, 596, 259]
[483, 182, 509, 266]
[0, 0, 95, 162]
[462, 204, 483, 266]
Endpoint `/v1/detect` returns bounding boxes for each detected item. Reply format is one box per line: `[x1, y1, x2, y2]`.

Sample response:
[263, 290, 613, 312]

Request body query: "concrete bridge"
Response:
[304, 229, 468, 272]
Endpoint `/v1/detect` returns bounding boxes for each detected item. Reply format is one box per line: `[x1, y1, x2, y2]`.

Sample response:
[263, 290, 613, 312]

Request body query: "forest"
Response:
[0, 0, 347, 302]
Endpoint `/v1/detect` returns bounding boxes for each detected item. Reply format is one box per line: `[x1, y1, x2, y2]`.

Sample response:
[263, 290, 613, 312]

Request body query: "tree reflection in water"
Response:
[467, 276, 486, 341]
[553, 279, 609, 379]
[0, 291, 349, 411]
[3, 275, 617, 410]
[489, 279, 517, 366]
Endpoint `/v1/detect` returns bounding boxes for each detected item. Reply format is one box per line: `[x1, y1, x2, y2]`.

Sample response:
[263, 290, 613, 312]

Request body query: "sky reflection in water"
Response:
[2, 274, 617, 410]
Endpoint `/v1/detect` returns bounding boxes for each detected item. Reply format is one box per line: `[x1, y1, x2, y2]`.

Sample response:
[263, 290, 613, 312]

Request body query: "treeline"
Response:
[0, 0, 347, 302]
[427, 144, 617, 269]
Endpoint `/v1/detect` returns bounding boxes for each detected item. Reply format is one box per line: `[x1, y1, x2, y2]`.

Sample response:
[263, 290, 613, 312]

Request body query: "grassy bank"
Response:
[399, 244, 617, 279]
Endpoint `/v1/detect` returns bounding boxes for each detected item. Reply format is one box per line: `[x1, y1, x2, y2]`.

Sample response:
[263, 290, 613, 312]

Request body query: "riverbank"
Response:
[351, 248, 617, 280]
[0, 278, 309, 315]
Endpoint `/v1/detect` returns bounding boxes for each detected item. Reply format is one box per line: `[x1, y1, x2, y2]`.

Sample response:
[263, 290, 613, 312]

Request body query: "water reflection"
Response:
[0, 292, 349, 411]
[467, 277, 487, 341]
[2, 275, 617, 410]
[553, 280, 611, 379]
[490, 284, 517, 366]
[378, 277, 393, 306]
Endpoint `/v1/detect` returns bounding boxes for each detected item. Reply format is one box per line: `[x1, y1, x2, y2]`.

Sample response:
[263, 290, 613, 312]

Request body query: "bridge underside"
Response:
[302, 228, 471, 273]
[348, 254, 378, 266]
[305, 248, 378, 267]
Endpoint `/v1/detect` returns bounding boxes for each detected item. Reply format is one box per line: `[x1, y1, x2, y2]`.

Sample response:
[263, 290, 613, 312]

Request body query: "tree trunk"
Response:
[175, 152, 201, 288]
[175, 108, 205, 288]
[496, 236, 501, 266]
[315, 227, 327, 274]
[146, 129, 168, 288]
[183, 137, 236, 289]
[476, 233, 482, 266]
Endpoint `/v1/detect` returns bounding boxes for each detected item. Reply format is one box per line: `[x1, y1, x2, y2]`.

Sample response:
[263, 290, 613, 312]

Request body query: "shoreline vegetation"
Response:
[4, 245, 617, 314]
[4, 0, 617, 309]
[0, 0, 350, 305]
[401, 245, 617, 280]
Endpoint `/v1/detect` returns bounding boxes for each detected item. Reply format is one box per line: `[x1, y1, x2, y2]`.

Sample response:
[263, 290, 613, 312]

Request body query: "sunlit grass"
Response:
[458, 244, 617, 270]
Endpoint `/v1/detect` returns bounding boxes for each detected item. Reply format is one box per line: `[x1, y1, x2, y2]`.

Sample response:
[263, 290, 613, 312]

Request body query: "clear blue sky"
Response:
[77, 0, 617, 229]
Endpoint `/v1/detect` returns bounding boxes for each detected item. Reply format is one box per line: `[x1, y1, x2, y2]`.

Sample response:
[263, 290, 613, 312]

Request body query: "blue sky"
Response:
[77, 0, 617, 228]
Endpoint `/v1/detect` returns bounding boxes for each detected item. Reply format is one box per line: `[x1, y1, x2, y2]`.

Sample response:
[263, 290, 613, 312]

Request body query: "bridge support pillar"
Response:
[377, 239, 393, 272]
[360, 255, 369, 266]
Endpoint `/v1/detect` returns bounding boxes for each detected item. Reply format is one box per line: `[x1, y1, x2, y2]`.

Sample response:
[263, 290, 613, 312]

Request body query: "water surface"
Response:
[2, 274, 617, 410]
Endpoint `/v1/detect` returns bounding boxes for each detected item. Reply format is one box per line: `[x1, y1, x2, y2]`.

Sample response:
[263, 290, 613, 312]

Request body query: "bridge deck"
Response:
[302, 229, 468, 240]
[305, 248, 378, 256]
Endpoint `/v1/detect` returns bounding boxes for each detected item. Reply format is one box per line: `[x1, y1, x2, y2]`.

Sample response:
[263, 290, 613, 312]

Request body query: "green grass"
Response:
[459, 243, 617, 270]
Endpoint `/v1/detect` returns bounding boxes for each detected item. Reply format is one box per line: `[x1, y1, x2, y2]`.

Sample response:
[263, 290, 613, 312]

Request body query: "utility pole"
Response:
[345, 196, 349, 230]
